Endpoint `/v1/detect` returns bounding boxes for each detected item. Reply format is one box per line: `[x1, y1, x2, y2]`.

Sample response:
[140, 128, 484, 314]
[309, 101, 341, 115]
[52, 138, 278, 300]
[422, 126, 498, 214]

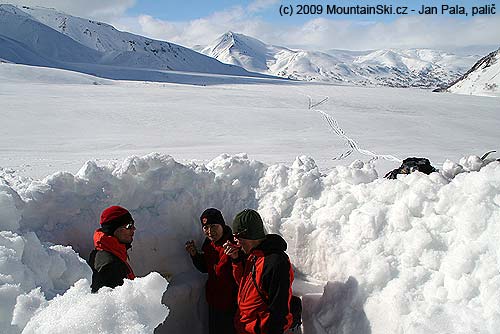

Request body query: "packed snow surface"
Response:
[0, 63, 499, 334]
[1, 62, 498, 179]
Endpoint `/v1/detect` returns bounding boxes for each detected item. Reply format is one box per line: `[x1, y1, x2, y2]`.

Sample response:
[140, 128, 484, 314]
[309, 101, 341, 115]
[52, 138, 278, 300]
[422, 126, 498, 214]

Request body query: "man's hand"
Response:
[185, 240, 197, 256]
[223, 240, 240, 259]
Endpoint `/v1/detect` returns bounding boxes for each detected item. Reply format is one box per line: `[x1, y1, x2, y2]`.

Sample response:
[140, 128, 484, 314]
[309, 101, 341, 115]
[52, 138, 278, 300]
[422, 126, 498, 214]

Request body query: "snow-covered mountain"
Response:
[0, 5, 264, 81]
[441, 48, 500, 97]
[198, 32, 478, 88]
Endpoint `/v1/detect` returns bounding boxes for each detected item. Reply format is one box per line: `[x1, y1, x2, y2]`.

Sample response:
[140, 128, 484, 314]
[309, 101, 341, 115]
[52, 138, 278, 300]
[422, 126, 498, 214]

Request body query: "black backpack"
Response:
[384, 157, 436, 179]
[289, 295, 303, 329]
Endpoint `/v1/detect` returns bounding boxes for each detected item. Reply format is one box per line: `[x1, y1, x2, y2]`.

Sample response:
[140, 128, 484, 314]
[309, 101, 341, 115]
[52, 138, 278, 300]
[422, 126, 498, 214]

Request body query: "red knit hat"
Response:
[100, 206, 133, 235]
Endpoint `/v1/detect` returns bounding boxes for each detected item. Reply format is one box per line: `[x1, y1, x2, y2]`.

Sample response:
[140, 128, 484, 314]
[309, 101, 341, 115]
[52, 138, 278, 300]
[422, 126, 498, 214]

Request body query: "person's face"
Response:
[203, 224, 224, 242]
[234, 237, 254, 254]
[114, 222, 135, 244]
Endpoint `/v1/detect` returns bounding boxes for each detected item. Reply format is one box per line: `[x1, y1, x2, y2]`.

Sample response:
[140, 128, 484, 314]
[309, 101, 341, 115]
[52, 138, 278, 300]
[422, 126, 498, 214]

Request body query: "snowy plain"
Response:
[0, 63, 499, 334]
[1, 62, 498, 178]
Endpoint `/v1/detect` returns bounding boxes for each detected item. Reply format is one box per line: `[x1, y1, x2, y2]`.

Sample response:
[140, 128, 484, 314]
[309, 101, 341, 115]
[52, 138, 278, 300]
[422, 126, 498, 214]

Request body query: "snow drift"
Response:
[0, 152, 499, 333]
[21, 274, 169, 334]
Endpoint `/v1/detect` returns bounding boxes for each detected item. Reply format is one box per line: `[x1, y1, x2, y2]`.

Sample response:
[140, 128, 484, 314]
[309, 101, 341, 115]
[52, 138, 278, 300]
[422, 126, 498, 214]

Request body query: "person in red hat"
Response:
[88, 205, 136, 293]
[185, 208, 238, 334]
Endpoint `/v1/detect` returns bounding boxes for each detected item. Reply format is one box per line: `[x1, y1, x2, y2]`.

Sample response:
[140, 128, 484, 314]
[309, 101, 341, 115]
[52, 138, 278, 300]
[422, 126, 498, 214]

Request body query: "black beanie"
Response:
[200, 208, 226, 227]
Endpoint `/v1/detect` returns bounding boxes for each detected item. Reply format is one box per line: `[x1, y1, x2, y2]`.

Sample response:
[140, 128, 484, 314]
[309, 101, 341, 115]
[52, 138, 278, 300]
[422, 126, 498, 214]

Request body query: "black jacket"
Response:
[232, 234, 294, 334]
[88, 250, 130, 293]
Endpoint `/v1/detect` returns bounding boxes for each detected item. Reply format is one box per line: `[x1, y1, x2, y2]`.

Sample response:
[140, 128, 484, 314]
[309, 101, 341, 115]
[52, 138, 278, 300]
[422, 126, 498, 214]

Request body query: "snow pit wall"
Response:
[0, 152, 499, 334]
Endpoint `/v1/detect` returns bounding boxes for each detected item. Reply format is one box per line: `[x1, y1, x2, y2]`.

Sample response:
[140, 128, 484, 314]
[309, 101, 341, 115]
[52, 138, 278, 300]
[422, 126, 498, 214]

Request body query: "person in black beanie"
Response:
[88, 205, 136, 292]
[185, 208, 237, 334]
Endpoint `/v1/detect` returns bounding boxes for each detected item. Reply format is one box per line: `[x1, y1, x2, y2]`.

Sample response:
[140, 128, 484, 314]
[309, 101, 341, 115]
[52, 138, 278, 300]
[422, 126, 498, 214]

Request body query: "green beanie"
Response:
[232, 209, 266, 240]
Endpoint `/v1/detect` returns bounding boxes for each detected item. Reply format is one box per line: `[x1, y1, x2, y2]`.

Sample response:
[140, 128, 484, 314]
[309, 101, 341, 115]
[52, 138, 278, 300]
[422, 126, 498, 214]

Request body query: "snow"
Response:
[20, 274, 168, 334]
[264, 157, 500, 334]
[0, 185, 168, 334]
[0, 230, 90, 333]
[0, 5, 265, 83]
[0, 149, 499, 334]
[199, 31, 271, 73]
[1, 62, 498, 180]
[448, 48, 500, 97]
[0, 60, 499, 333]
[200, 32, 478, 88]
[0, 62, 112, 85]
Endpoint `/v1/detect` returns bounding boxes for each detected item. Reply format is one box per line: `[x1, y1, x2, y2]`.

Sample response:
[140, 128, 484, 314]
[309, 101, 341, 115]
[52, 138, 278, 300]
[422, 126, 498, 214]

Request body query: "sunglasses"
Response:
[233, 228, 248, 239]
[122, 222, 136, 230]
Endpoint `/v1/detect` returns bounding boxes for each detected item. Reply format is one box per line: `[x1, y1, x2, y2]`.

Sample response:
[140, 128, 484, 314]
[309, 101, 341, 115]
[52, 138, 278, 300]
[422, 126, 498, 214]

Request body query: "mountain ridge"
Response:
[199, 31, 479, 88]
[0, 5, 267, 82]
[439, 47, 500, 97]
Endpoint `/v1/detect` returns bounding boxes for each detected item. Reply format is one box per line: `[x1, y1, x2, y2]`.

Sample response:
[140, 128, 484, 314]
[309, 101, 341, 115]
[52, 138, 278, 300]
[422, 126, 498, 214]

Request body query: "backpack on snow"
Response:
[384, 157, 436, 179]
[250, 261, 302, 330]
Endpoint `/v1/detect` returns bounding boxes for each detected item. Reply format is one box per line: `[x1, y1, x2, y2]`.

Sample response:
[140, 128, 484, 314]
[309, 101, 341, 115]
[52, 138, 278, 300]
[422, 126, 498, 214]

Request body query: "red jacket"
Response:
[191, 226, 237, 311]
[232, 234, 294, 334]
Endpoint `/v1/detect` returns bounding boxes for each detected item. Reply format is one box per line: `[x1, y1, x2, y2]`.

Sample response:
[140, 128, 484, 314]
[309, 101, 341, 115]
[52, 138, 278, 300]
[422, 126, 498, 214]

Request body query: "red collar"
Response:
[94, 229, 128, 261]
[93, 229, 135, 279]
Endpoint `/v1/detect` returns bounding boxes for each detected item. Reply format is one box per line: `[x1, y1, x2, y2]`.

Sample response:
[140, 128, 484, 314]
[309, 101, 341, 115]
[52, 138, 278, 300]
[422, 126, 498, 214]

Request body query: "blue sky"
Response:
[127, 0, 247, 21]
[126, 0, 484, 23]
[10, 0, 500, 51]
[119, 0, 498, 51]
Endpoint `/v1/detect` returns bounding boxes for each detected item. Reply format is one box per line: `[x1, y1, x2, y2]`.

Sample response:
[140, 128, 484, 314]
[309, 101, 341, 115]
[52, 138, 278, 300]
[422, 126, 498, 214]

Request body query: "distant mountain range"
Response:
[0, 4, 266, 83]
[438, 48, 500, 97]
[195, 31, 481, 89]
[0, 5, 497, 93]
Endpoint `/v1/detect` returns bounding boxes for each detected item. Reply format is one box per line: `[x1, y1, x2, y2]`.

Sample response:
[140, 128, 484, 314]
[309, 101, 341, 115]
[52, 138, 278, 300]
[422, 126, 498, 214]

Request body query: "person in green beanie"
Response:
[224, 209, 295, 334]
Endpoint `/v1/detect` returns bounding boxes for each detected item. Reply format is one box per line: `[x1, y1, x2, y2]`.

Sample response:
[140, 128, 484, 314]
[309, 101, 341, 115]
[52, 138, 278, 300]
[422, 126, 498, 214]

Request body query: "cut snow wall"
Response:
[1, 152, 499, 334]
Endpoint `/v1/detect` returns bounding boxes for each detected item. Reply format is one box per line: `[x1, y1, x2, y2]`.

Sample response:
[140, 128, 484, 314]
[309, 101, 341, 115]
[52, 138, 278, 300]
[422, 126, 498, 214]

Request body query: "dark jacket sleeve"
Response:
[89, 250, 129, 293]
[191, 252, 208, 273]
[261, 253, 291, 334]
